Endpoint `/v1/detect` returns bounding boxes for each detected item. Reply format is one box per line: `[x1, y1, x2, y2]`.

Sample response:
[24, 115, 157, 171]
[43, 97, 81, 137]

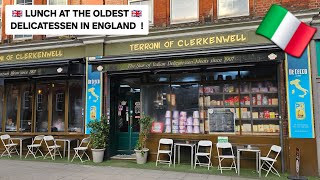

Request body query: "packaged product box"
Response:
[258, 125, 264, 132]
[252, 112, 259, 119]
[263, 125, 270, 132]
[275, 125, 280, 132]
[245, 100, 250, 105]
[252, 87, 259, 92]
[205, 96, 211, 107]
[200, 110, 206, 119]
[205, 120, 209, 131]
[272, 98, 278, 105]
[270, 112, 276, 119]
[253, 125, 258, 132]
[243, 124, 251, 132]
[199, 97, 204, 107]
[260, 87, 268, 92]
[210, 100, 216, 106]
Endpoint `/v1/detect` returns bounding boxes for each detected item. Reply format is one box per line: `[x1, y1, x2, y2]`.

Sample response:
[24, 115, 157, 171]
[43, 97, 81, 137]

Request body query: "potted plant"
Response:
[87, 116, 109, 163]
[134, 116, 153, 164]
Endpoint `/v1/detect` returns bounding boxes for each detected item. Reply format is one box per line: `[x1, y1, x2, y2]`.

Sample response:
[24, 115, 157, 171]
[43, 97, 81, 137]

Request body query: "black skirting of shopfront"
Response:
[0, 58, 86, 135]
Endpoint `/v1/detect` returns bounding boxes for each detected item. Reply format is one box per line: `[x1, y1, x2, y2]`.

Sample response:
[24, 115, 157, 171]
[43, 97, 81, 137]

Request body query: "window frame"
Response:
[47, 0, 68, 5]
[0, 0, 2, 42]
[170, 0, 199, 24]
[13, 0, 33, 40]
[217, 0, 250, 19]
[128, 0, 154, 25]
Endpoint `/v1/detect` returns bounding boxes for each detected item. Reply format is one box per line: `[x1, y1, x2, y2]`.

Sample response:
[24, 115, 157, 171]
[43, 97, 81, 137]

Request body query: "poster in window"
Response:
[151, 122, 164, 133]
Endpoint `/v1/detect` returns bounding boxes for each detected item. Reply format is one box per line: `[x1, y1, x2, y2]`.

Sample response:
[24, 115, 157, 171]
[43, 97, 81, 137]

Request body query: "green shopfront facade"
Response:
[90, 23, 301, 173]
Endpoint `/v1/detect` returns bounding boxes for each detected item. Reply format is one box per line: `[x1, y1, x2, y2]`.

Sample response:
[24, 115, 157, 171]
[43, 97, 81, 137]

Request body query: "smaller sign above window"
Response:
[218, 0, 249, 19]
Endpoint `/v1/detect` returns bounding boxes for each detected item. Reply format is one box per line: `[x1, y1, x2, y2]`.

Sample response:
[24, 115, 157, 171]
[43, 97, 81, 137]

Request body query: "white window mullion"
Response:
[128, 0, 153, 25]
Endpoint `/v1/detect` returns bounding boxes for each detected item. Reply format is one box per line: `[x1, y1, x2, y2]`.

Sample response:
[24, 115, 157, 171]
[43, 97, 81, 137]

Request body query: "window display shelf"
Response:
[251, 105, 279, 108]
[252, 118, 280, 121]
[251, 91, 278, 94]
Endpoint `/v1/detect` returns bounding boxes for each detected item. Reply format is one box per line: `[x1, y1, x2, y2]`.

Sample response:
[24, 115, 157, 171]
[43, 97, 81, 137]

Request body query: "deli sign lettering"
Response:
[0, 49, 63, 62]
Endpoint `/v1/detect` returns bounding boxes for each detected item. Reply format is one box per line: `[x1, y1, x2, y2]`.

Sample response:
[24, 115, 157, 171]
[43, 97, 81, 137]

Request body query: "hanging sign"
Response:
[85, 61, 102, 134]
[285, 47, 315, 138]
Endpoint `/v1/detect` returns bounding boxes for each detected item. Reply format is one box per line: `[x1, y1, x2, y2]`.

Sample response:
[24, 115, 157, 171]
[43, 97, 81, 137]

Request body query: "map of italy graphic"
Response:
[290, 79, 308, 98]
[88, 87, 99, 102]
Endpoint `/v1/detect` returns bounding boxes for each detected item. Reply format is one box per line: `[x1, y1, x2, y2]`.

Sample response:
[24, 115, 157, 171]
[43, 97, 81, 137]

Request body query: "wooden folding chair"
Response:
[25, 135, 44, 159]
[43, 135, 62, 160]
[0, 134, 19, 158]
[71, 137, 90, 163]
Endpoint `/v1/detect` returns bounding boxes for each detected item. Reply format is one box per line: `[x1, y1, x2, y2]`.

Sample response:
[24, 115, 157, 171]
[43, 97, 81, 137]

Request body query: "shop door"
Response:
[116, 92, 140, 154]
[35, 81, 66, 132]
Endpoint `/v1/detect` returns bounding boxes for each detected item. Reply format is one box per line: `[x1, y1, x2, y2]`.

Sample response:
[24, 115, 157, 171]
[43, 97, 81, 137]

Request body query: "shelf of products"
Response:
[199, 80, 280, 134]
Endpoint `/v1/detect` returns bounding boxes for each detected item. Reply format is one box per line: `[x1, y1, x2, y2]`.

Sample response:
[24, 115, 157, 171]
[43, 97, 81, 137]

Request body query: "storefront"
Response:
[90, 24, 295, 172]
[0, 43, 98, 136]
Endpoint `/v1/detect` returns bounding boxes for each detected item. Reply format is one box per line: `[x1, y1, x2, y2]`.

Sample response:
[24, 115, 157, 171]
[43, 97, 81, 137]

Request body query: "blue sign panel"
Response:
[286, 47, 315, 138]
[85, 63, 102, 134]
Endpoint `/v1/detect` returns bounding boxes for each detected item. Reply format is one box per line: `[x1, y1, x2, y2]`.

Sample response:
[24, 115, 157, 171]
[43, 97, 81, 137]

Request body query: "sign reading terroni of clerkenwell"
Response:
[0, 49, 63, 62]
[104, 31, 259, 56]
[129, 33, 248, 52]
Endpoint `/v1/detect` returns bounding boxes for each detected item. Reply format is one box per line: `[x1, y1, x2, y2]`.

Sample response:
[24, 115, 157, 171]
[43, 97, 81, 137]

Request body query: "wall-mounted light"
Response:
[57, 67, 63, 73]
[97, 65, 103, 72]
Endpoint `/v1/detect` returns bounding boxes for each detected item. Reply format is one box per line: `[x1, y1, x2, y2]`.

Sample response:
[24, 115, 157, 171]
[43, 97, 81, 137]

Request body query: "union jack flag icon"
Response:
[131, 10, 142, 17]
[12, 10, 23, 17]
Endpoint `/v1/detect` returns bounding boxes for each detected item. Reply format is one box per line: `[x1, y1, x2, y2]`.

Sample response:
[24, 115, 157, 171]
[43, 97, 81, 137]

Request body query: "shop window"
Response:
[5, 84, 19, 132]
[144, 66, 279, 135]
[14, 0, 33, 40]
[20, 85, 32, 132]
[170, 0, 199, 24]
[68, 80, 84, 133]
[129, 0, 153, 25]
[0, 85, 3, 132]
[35, 84, 49, 132]
[48, 0, 67, 5]
[55, 93, 64, 111]
[51, 82, 66, 132]
[218, 0, 249, 18]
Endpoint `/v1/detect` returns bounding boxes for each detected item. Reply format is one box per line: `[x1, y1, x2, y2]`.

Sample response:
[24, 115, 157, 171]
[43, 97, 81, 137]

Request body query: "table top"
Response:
[10, 136, 33, 141]
[55, 138, 78, 142]
[237, 146, 260, 152]
[174, 142, 196, 147]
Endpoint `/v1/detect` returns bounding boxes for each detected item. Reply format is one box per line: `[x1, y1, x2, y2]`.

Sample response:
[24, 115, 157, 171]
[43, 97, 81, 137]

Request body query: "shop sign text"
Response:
[129, 33, 248, 52]
[0, 49, 63, 62]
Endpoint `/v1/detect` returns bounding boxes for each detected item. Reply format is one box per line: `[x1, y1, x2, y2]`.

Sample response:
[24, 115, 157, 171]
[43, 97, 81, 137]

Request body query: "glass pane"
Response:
[141, 84, 170, 133]
[6, 84, 19, 132]
[218, 0, 249, 18]
[0, 85, 3, 131]
[51, 82, 66, 132]
[141, 0, 152, 24]
[171, 0, 198, 23]
[20, 84, 32, 132]
[35, 84, 49, 132]
[171, 83, 199, 134]
[171, 73, 201, 82]
[68, 80, 84, 132]
[49, 0, 67, 5]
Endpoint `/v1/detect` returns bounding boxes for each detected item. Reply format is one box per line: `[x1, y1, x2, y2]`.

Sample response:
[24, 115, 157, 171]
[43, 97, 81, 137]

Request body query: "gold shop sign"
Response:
[0, 49, 64, 62]
[129, 33, 248, 52]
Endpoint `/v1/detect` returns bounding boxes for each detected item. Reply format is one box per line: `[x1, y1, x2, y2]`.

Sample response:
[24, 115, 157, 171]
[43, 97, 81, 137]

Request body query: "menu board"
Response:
[208, 108, 235, 133]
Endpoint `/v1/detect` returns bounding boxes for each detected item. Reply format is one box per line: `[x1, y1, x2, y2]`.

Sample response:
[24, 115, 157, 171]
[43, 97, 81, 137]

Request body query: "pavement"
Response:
[0, 160, 254, 180]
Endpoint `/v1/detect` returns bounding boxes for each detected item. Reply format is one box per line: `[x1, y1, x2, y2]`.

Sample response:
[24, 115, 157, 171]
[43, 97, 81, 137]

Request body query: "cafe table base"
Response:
[55, 138, 79, 161]
[237, 147, 261, 177]
[173, 143, 196, 169]
[10, 137, 33, 159]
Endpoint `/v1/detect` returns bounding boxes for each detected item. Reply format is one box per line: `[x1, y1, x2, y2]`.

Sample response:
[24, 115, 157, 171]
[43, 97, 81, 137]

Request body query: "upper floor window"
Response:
[218, 0, 249, 18]
[129, 0, 153, 25]
[48, 0, 68, 5]
[14, 0, 33, 40]
[170, 0, 199, 24]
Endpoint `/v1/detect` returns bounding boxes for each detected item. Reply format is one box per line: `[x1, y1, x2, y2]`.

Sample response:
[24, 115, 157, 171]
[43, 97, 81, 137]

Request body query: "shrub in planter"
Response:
[87, 116, 109, 163]
[134, 116, 153, 164]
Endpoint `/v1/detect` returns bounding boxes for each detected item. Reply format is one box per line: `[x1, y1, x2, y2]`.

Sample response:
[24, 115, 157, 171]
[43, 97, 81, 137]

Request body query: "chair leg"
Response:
[194, 155, 198, 169]
[71, 150, 78, 162]
[155, 152, 159, 166]
[168, 153, 171, 167]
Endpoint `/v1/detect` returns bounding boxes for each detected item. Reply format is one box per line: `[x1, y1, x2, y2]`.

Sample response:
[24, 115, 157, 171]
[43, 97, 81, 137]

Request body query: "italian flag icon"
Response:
[256, 4, 316, 57]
